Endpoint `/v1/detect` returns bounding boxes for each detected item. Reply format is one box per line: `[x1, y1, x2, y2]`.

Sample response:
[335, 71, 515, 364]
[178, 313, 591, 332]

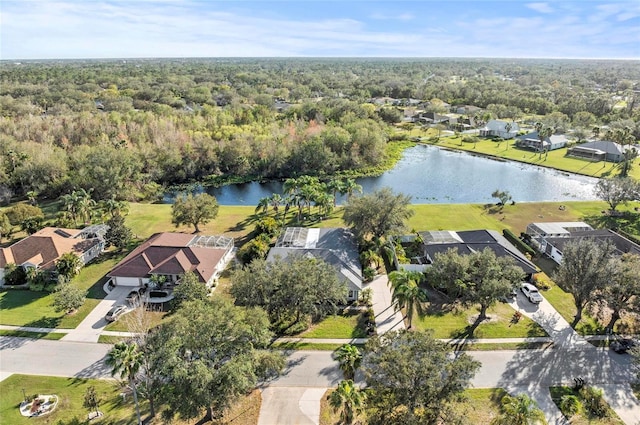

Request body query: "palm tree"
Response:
[491, 394, 547, 425]
[329, 380, 366, 425]
[56, 252, 82, 281]
[268, 193, 283, 215]
[255, 196, 270, 215]
[334, 344, 362, 380]
[326, 178, 345, 207]
[388, 270, 428, 329]
[100, 195, 129, 218]
[592, 126, 601, 140]
[106, 342, 143, 425]
[26, 191, 38, 206]
[340, 178, 362, 200]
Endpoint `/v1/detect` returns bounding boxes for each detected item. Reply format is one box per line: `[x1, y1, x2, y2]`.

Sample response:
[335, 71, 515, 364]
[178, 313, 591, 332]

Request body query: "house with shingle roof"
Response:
[516, 131, 568, 152]
[526, 222, 640, 264]
[567, 140, 634, 162]
[479, 120, 519, 139]
[0, 226, 107, 285]
[107, 232, 234, 288]
[266, 227, 364, 301]
[400, 229, 538, 278]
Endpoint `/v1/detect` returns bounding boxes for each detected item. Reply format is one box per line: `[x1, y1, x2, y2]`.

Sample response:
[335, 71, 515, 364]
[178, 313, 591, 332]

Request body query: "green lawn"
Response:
[103, 308, 168, 332]
[425, 136, 639, 180]
[320, 387, 506, 425]
[0, 374, 148, 425]
[0, 251, 126, 328]
[0, 330, 65, 340]
[413, 301, 548, 339]
[298, 310, 368, 339]
[271, 342, 347, 351]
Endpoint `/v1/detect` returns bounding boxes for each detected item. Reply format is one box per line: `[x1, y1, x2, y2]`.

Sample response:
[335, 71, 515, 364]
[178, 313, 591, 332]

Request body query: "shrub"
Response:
[363, 267, 376, 282]
[532, 272, 553, 290]
[579, 386, 609, 418]
[503, 229, 537, 256]
[560, 394, 582, 417]
[255, 217, 280, 238]
[237, 234, 271, 264]
[359, 288, 373, 307]
[3, 263, 27, 285]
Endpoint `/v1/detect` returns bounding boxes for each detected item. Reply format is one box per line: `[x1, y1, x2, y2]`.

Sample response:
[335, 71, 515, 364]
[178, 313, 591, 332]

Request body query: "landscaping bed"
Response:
[550, 386, 625, 425]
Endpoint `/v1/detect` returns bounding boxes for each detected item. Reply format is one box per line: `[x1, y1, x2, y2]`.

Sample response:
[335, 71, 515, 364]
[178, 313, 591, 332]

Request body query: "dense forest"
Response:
[1, 58, 639, 202]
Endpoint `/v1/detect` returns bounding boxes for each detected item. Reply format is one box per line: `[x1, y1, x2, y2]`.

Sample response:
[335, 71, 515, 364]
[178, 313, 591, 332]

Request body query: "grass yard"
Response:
[0, 374, 261, 425]
[0, 374, 149, 425]
[319, 387, 507, 425]
[102, 308, 168, 332]
[298, 310, 368, 339]
[426, 136, 639, 180]
[413, 301, 548, 339]
[0, 329, 65, 340]
[271, 342, 347, 351]
[550, 386, 625, 425]
[0, 251, 126, 329]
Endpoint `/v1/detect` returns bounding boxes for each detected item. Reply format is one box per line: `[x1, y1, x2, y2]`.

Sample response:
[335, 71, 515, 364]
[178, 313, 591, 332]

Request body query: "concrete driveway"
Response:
[369, 274, 405, 333]
[258, 351, 342, 425]
[61, 285, 130, 342]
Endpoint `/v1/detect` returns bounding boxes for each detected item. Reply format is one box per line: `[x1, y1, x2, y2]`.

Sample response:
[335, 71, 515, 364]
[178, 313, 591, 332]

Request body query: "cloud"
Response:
[526, 3, 554, 14]
[369, 12, 414, 21]
[0, 0, 637, 59]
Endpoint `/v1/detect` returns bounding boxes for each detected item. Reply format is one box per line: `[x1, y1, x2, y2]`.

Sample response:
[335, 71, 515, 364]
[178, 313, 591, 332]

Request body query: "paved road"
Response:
[0, 337, 111, 379]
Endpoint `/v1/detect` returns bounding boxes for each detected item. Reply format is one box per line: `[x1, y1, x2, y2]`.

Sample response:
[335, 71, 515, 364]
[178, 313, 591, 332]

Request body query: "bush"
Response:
[503, 229, 537, 256]
[532, 272, 553, 290]
[363, 266, 376, 282]
[359, 288, 373, 306]
[3, 263, 27, 285]
[560, 394, 582, 417]
[255, 217, 280, 238]
[579, 386, 609, 418]
[237, 234, 271, 264]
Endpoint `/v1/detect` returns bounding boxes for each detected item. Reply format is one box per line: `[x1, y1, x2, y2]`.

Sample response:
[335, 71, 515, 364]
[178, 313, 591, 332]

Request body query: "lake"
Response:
[164, 145, 599, 205]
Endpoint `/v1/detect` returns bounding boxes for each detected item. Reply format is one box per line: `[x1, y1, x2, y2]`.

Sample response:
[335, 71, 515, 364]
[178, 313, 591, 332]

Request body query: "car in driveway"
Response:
[611, 337, 637, 354]
[105, 305, 127, 322]
[521, 283, 543, 304]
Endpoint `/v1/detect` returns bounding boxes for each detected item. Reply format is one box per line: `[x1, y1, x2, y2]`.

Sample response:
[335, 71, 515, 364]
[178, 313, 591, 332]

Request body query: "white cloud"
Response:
[0, 0, 637, 59]
[526, 3, 554, 14]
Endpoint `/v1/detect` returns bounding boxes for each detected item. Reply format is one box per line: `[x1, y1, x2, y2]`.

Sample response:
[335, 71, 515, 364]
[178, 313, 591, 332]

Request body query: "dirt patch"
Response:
[467, 314, 500, 325]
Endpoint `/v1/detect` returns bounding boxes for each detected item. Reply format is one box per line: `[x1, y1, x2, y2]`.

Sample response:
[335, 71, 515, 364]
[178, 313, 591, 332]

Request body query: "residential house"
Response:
[107, 232, 234, 290]
[454, 105, 482, 115]
[479, 120, 520, 139]
[399, 229, 538, 278]
[526, 222, 640, 264]
[515, 131, 569, 152]
[419, 112, 451, 125]
[266, 227, 364, 301]
[0, 225, 107, 285]
[567, 140, 634, 162]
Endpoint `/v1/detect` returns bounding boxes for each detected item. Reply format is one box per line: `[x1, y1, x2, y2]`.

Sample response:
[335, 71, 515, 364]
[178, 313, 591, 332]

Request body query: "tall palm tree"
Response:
[340, 178, 362, 200]
[106, 342, 143, 425]
[268, 193, 283, 215]
[490, 394, 547, 425]
[334, 344, 362, 380]
[329, 380, 366, 425]
[255, 196, 270, 215]
[389, 270, 428, 329]
[326, 178, 345, 207]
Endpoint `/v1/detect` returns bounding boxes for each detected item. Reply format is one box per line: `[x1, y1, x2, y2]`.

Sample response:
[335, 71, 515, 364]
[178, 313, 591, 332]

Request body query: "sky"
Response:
[1, 0, 639, 60]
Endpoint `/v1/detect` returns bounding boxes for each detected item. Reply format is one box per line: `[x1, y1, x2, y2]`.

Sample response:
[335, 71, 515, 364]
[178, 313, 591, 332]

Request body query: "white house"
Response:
[479, 120, 520, 139]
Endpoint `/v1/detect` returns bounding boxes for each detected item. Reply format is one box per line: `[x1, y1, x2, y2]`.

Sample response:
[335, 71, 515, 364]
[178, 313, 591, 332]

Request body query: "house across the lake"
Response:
[566, 140, 634, 162]
[266, 227, 364, 301]
[107, 232, 234, 289]
[479, 120, 519, 139]
[515, 131, 569, 152]
[0, 225, 108, 285]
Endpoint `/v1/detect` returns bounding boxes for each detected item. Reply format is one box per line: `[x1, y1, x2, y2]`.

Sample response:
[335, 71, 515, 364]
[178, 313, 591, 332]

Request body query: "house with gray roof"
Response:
[267, 227, 364, 301]
[479, 120, 519, 139]
[567, 140, 634, 162]
[400, 229, 538, 277]
[525, 222, 640, 264]
[516, 131, 569, 152]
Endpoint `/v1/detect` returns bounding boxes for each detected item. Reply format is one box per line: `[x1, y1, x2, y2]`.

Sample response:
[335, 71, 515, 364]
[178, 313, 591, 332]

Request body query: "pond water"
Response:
[164, 145, 599, 205]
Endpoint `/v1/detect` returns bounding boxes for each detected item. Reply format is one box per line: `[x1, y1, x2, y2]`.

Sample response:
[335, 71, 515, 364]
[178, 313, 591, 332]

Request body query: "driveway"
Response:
[258, 351, 342, 425]
[61, 285, 130, 343]
[368, 274, 405, 334]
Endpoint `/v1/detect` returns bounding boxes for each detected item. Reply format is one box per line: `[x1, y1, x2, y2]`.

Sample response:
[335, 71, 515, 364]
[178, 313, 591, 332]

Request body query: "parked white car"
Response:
[521, 283, 543, 304]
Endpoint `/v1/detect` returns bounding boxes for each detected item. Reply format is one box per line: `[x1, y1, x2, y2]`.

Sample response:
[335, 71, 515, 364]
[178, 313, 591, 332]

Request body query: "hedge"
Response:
[503, 229, 537, 256]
